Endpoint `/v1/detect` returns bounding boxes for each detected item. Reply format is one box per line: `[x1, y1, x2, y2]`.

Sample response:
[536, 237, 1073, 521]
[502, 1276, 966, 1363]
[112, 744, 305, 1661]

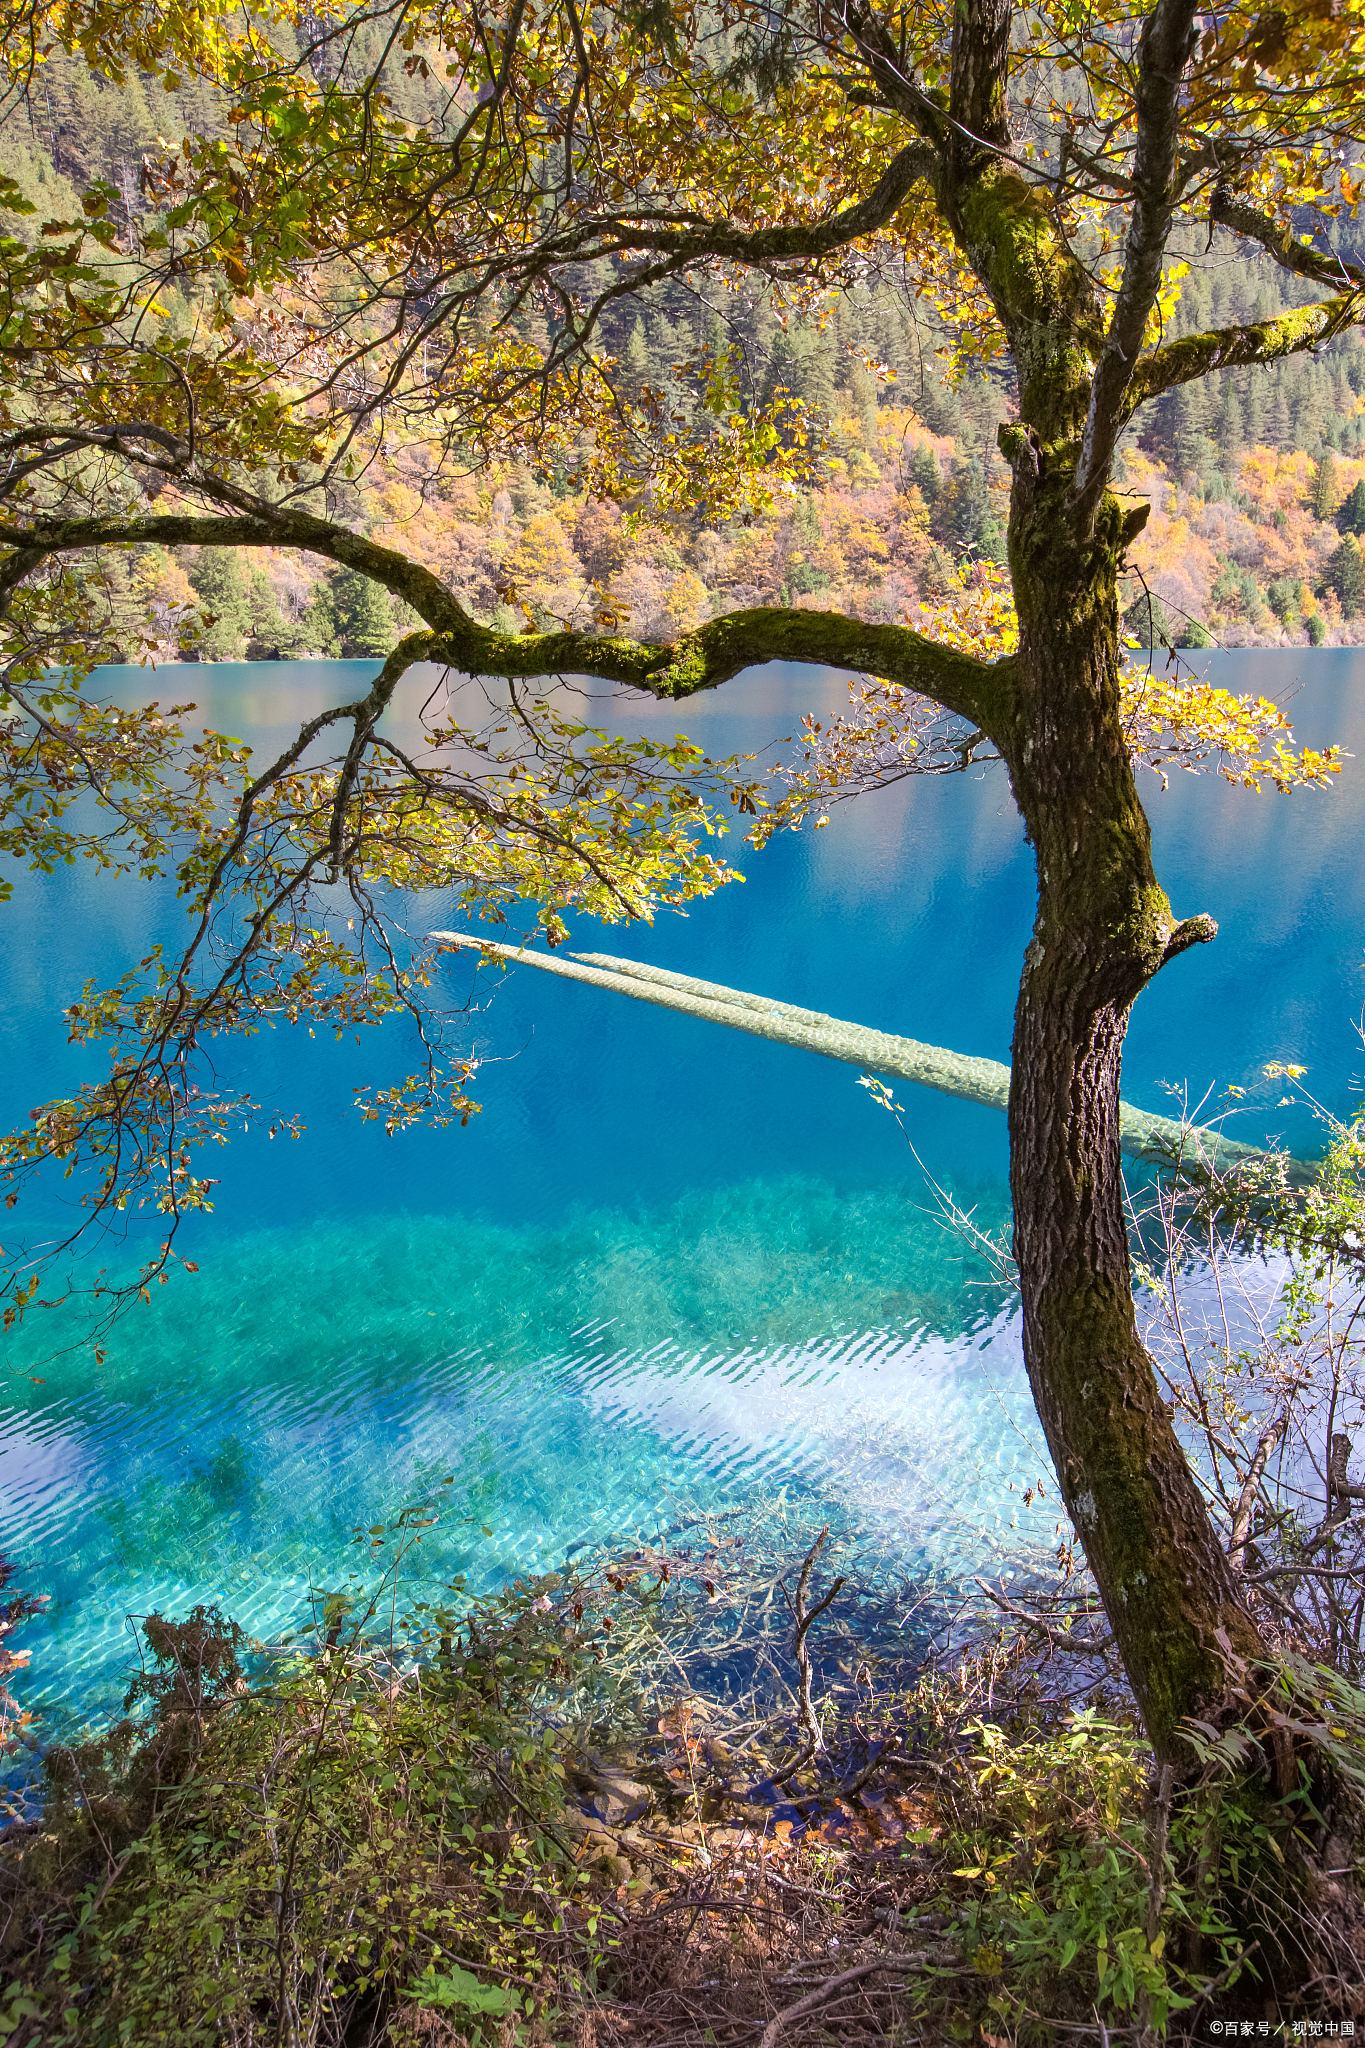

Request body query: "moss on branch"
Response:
[1128, 291, 1364, 409]
[429, 605, 1009, 728]
[0, 510, 1011, 734]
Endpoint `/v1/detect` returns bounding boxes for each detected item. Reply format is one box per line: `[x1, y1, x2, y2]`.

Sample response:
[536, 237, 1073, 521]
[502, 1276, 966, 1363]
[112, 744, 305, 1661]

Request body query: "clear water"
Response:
[3, 651, 1364, 1729]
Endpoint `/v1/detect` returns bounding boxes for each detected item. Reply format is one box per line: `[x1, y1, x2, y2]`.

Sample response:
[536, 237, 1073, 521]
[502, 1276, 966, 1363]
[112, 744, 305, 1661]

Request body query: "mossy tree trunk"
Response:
[1001, 455, 1263, 1759]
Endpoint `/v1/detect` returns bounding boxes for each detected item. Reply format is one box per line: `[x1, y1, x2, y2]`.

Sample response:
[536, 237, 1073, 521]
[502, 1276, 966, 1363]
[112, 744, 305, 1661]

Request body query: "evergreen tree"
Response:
[1310, 449, 1341, 519]
[933, 456, 988, 553]
[1215, 378, 1244, 465]
[1170, 380, 1210, 472]
[1266, 576, 1300, 623]
[245, 567, 292, 656]
[1321, 534, 1365, 617]
[1269, 383, 1293, 448]
[622, 317, 653, 395]
[785, 496, 829, 594]
[849, 363, 880, 452]
[909, 442, 941, 503]
[762, 321, 837, 418]
[329, 567, 399, 656]
[189, 551, 252, 659]
[1335, 477, 1365, 536]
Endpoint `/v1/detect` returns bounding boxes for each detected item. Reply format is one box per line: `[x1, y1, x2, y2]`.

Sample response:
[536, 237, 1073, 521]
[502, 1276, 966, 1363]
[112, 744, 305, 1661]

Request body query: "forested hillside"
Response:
[4, 33, 1365, 658]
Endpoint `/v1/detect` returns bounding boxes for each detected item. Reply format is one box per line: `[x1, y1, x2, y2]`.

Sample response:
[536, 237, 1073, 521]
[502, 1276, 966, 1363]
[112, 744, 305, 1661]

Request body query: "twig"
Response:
[841, 1733, 900, 1800]
[1187, 1940, 1260, 2012]
[1137, 1761, 1174, 2048]
[791, 1528, 846, 1756]
[757, 1953, 939, 2047]
[768, 1737, 816, 1790]
[973, 1577, 1114, 1656]
[1228, 1415, 1288, 1573]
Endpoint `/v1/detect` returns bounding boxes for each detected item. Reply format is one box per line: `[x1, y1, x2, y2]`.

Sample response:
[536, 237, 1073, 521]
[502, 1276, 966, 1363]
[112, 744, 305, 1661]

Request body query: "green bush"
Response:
[933, 1665, 1365, 2039]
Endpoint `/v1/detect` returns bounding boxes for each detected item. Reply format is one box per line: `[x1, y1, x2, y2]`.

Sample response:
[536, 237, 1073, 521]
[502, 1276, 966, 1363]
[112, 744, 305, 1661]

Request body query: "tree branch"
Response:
[589, 138, 941, 272]
[757, 1949, 949, 2048]
[947, 0, 1013, 182]
[1, 506, 472, 634]
[1158, 913, 1217, 968]
[973, 1577, 1114, 1655]
[1210, 190, 1365, 293]
[1071, 0, 1200, 533]
[0, 513, 1011, 729]
[1228, 1415, 1287, 1574]
[1126, 291, 1364, 411]
[421, 604, 1010, 729]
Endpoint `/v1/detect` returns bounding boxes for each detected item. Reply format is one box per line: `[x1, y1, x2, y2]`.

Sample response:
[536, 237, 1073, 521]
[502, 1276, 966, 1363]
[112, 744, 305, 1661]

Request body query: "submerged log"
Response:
[430, 931, 1310, 1181]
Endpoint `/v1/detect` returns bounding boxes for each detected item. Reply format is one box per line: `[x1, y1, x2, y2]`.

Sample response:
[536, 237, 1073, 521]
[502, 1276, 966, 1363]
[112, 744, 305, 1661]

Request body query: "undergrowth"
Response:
[3, 1504, 1365, 2046]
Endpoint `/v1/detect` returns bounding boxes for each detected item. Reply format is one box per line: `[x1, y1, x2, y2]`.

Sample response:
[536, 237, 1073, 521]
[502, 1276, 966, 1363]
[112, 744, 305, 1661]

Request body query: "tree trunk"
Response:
[1002, 460, 1264, 1760]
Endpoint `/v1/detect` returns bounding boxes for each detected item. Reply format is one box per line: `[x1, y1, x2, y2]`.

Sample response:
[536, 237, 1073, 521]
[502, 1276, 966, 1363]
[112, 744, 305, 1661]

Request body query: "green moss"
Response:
[1132, 298, 1355, 410]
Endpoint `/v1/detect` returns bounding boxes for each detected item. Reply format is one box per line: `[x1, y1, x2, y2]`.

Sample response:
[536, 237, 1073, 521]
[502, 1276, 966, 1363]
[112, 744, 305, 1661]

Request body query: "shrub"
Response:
[0, 1504, 632, 2046]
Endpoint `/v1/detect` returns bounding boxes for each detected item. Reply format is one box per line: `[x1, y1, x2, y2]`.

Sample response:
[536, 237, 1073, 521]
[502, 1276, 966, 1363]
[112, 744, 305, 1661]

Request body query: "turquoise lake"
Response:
[3, 650, 1364, 1732]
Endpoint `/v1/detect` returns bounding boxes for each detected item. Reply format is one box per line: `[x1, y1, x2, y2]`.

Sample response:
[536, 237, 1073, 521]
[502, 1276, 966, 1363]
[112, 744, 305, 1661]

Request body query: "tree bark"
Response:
[1000, 454, 1263, 1759]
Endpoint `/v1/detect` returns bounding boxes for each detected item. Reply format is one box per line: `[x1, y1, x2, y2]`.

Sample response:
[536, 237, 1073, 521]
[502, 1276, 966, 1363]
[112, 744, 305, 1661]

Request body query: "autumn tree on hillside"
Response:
[1, 0, 1363, 1781]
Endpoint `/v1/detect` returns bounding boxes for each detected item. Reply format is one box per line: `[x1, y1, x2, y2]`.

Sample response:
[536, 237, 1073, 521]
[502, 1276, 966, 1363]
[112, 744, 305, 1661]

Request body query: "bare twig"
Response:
[757, 1952, 941, 2047]
[973, 1578, 1114, 1657]
[1228, 1415, 1288, 1572]
[790, 1528, 846, 1759]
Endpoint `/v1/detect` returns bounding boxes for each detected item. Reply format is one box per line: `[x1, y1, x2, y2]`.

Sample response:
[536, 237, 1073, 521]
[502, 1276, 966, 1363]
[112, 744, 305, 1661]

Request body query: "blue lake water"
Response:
[3, 649, 1364, 1730]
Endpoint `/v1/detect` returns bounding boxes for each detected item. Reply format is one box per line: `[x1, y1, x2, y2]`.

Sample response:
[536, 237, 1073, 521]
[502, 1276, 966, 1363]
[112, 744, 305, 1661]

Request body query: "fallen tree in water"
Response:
[431, 933, 1319, 1183]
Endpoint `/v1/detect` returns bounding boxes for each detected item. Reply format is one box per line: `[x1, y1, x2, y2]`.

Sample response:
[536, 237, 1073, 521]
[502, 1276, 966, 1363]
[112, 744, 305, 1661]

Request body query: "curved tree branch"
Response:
[1, 515, 1011, 730]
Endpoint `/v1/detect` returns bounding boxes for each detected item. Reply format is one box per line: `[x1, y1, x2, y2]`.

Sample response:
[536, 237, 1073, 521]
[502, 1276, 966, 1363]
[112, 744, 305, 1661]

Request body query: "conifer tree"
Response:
[188, 551, 252, 660]
[329, 567, 398, 656]
[1311, 448, 1341, 520]
[1321, 534, 1365, 617]
[1335, 477, 1365, 536]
